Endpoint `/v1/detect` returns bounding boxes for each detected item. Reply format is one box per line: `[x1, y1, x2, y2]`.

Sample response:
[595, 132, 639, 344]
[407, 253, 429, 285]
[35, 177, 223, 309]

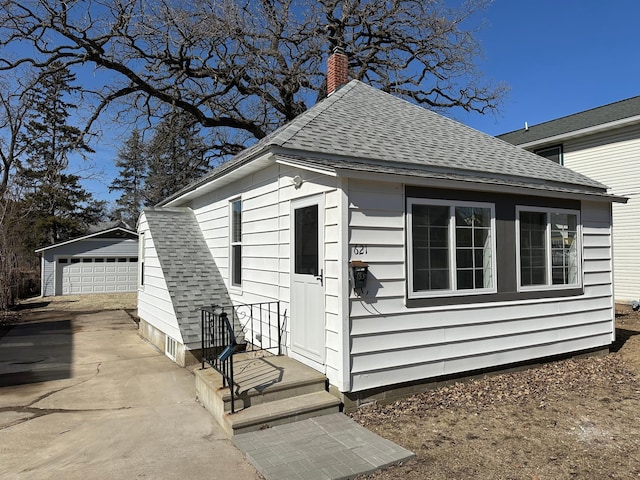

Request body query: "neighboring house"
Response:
[498, 97, 640, 302]
[137, 50, 624, 406]
[36, 227, 139, 296]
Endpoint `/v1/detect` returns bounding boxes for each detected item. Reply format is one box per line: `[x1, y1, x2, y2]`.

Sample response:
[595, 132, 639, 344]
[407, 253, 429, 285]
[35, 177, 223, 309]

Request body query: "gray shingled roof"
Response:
[144, 207, 232, 345]
[162, 80, 609, 206]
[498, 96, 640, 146]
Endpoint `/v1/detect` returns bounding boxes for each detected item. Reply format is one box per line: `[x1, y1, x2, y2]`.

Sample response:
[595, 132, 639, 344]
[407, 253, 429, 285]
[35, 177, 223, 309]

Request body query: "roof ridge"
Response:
[272, 80, 360, 146]
[499, 95, 640, 136]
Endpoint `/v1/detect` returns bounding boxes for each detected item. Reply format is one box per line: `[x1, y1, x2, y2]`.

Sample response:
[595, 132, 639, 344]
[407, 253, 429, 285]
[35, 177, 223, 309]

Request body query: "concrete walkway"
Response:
[0, 310, 260, 480]
[234, 413, 415, 480]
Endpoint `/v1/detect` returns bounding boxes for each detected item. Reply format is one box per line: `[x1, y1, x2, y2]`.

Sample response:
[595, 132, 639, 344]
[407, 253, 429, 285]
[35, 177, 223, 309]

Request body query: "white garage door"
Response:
[57, 257, 138, 295]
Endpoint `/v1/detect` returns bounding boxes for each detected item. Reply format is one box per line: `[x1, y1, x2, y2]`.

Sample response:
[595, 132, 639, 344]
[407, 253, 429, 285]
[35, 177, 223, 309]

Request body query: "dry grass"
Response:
[14, 293, 137, 323]
[352, 307, 640, 480]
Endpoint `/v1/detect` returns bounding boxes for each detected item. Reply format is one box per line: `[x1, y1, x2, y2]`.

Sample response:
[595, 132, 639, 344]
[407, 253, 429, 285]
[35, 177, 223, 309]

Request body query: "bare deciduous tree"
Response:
[0, 73, 36, 195]
[0, 0, 506, 160]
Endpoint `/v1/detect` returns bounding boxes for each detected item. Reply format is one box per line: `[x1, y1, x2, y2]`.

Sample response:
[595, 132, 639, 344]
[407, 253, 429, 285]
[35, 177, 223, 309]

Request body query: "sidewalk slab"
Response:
[234, 413, 414, 480]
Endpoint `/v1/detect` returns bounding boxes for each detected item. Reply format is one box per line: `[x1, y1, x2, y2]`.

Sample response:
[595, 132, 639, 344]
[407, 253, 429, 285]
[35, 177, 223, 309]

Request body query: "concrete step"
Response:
[220, 374, 327, 412]
[195, 355, 343, 437]
[223, 391, 341, 436]
[197, 354, 329, 412]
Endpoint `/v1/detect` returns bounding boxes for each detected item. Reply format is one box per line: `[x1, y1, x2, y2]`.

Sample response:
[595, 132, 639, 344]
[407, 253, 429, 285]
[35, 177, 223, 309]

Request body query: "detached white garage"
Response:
[36, 227, 139, 296]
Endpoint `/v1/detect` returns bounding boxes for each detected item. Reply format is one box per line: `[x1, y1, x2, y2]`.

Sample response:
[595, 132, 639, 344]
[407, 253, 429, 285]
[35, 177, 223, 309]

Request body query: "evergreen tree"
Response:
[144, 114, 211, 206]
[19, 62, 105, 248]
[109, 129, 147, 227]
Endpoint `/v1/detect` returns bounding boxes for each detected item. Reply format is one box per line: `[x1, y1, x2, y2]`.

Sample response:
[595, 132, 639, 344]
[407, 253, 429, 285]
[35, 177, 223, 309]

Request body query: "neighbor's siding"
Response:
[41, 238, 138, 296]
[137, 212, 183, 343]
[561, 123, 640, 302]
[347, 178, 614, 392]
[189, 163, 345, 387]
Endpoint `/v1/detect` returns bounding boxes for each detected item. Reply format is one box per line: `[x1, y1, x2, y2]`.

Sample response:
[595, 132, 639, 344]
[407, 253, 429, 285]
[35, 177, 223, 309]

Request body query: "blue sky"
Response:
[83, 0, 640, 204]
[461, 0, 640, 135]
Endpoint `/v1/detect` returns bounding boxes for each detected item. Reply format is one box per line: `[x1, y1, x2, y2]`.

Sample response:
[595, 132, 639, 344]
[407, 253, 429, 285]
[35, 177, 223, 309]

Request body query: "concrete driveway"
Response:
[0, 309, 260, 480]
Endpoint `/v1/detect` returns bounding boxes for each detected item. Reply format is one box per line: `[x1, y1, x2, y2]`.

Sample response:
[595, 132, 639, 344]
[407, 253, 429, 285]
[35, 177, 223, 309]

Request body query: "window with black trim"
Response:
[517, 207, 580, 290]
[230, 199, 242, 287]
[534, 144, 563, 165]
[408, 199, 496, 298]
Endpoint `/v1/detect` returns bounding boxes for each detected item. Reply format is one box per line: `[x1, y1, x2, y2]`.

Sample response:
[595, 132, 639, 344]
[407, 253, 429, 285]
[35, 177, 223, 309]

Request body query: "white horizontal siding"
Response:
[136, 213, 182, 343]
[558, 124, 640, 301]
[347, 179, 614, 393]
[190, 164, 344, 385]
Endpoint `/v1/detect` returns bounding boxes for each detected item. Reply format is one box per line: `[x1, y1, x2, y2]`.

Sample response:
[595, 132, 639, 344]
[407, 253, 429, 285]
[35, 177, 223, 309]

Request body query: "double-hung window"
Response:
[230, 199, 242, 287]
[517, 207, 580, 290]
[408, 199, 496, 298]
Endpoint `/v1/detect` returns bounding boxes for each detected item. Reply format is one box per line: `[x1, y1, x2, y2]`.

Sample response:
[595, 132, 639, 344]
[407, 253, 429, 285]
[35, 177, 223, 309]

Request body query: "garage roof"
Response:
[34, 227, 137, 253]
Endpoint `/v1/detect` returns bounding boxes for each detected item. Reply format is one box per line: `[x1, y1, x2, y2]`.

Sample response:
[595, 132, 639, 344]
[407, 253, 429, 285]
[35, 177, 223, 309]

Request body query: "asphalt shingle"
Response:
[497, 96, 640, 146]
[162, 80, 609, 207]
[143, 207, 231, 345]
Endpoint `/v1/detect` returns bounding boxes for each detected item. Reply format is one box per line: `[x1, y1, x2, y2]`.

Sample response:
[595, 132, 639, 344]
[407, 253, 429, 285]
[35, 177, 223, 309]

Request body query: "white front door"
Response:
[290, 195, 326, 364]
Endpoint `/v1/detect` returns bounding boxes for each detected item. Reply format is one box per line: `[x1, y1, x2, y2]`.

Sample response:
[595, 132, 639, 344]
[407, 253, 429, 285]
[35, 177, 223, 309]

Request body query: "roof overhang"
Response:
[162, 152, 277, 207]
[339, 167, 627, 203]
[162, 144, 626, 210]
[34, 227, 138, 253]
[275, 153, 626, 204]
[514, 114, 640, 149]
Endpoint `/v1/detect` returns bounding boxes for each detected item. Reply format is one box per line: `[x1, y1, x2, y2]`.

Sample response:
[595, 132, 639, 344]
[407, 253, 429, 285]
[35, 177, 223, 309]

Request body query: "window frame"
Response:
[407, 198, 498, 299]
[515, 206, 581, 292]
[230, 198, 243, 288]
[534, 144, 564, 165]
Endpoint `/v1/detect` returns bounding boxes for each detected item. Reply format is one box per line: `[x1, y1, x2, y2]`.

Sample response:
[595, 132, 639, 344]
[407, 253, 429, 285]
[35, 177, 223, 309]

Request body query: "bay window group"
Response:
[408, 195, 581, 300]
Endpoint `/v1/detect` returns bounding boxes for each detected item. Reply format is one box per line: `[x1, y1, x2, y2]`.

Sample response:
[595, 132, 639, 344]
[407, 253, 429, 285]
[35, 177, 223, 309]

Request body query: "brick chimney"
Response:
[327, 46, 349, 96]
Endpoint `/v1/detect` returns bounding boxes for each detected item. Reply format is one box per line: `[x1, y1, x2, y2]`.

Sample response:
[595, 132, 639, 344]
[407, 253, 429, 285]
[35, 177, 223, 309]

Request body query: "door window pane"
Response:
[295, 205, 318, 275]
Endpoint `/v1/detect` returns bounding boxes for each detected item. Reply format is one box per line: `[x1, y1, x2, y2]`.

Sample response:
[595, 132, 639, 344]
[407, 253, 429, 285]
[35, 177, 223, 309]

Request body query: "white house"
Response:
[498, 97, 640, 302]
[137, 50, 624, 406]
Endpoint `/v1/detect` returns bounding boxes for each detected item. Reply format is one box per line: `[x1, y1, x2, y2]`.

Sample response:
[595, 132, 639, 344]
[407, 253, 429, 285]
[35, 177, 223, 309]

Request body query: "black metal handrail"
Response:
[201, 301, 283, 413]
[201, 305, 237, 412]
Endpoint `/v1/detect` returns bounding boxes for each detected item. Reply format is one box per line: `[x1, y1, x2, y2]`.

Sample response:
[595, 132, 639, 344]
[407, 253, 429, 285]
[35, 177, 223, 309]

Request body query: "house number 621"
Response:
[353, 245, 368, 255]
